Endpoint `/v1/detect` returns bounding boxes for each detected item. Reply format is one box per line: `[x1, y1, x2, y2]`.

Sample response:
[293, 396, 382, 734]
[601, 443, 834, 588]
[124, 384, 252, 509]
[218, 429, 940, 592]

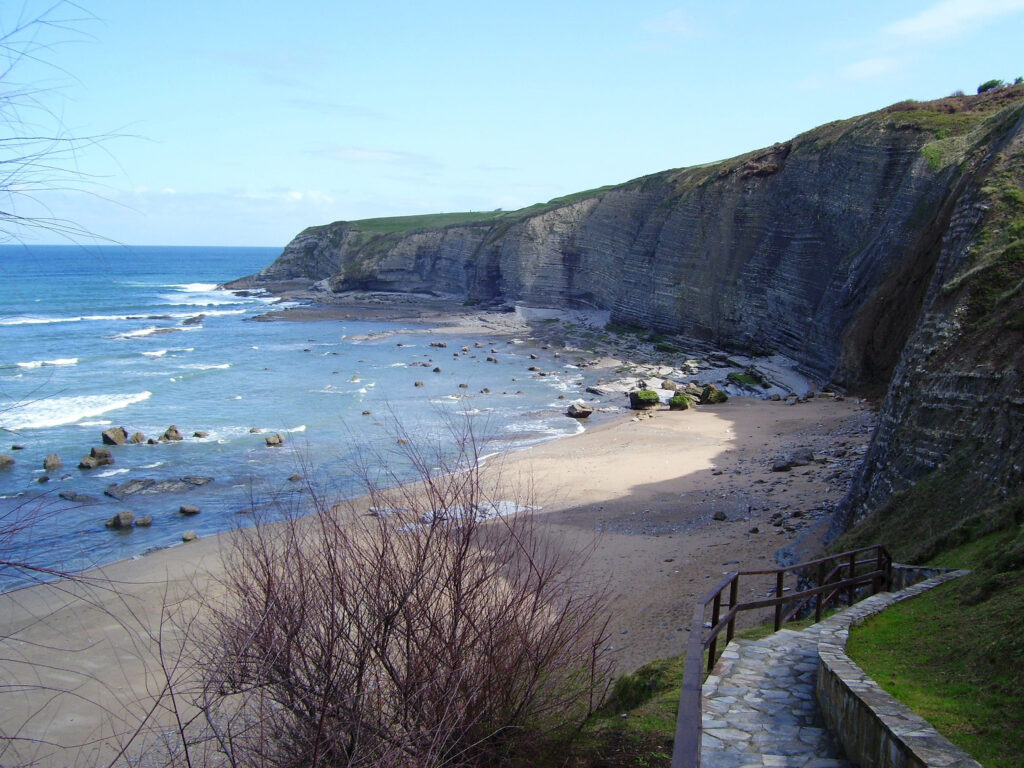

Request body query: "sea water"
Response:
[0, 244, 598, 590]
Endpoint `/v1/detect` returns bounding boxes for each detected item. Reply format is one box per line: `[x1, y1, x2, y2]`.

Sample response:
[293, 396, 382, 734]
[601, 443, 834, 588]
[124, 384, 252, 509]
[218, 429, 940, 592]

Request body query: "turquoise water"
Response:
[0, 245, 595, 590]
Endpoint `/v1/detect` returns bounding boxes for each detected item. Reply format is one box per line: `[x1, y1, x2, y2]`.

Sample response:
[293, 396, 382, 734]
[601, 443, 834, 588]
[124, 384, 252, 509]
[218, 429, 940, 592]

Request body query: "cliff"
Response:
[236, 87, 1024, 550]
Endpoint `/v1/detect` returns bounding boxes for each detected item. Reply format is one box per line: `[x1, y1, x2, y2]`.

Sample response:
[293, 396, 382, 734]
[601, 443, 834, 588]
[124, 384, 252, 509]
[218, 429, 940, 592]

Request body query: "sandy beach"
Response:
[0, 296, 876, 767]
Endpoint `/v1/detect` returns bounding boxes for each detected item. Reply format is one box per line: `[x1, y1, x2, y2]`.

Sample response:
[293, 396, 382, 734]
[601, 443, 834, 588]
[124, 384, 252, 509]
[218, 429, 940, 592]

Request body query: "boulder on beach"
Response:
[129, 431, 147, 444]
[161, 425, 184, 442]
[669, 394, 694, 410]
[265, 432, 285, 447]
[182, 530, 198, 542]
[105, 510, 135, 529]
[699, 384, 729, 405]
[628, 390, 661, 410]
[566, 403, 594, 419]
[43, 453, 63, 471]
[102, 427, 128, 445]
[789, 447, 815, 466]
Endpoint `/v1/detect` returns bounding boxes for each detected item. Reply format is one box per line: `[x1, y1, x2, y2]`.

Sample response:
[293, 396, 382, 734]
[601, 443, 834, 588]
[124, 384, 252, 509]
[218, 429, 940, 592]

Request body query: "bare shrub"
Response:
[195, 418, 613, 767]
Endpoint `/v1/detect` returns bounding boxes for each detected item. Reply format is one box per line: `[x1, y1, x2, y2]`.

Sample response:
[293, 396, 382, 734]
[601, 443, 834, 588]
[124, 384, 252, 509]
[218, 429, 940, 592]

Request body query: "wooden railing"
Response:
[670, 544, 892, 768]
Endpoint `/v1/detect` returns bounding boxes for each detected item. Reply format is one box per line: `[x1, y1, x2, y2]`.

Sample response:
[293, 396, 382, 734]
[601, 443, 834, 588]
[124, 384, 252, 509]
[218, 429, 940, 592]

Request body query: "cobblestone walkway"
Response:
[700, 625, 851, 768]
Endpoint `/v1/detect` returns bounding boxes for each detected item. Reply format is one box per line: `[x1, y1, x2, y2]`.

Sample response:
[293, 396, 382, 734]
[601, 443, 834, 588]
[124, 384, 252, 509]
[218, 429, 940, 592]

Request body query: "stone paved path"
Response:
[700, 625, 851, 768]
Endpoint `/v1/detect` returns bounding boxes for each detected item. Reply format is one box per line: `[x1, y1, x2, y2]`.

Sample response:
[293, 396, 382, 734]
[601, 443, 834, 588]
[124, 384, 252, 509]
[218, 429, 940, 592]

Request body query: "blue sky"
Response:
[4, 0, 1024, 247]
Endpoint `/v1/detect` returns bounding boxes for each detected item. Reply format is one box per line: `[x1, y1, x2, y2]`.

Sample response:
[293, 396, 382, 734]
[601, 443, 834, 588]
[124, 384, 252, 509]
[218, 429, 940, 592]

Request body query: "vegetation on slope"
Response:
[846, 527, 1024, 768]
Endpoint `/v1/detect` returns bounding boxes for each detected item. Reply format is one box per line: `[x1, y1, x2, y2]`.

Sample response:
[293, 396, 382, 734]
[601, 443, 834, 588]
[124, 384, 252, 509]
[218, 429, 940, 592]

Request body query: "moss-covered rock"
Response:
[668, 394, 693, 410]
[699, 384, 729, 404]
[629, 389, 661, 410]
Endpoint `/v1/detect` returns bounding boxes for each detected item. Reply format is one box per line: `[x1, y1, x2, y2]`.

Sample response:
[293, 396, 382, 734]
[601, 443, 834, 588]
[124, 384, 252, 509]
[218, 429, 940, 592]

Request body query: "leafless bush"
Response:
[195, 418, 613, 767]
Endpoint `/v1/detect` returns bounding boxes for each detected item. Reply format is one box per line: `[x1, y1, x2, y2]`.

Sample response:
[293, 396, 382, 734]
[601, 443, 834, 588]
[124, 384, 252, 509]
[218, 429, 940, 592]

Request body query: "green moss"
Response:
[629, 390, 661, 410]
[726, 371, 761, 388]
[668, 394, 692, 410]
[699, 384, 728, 404]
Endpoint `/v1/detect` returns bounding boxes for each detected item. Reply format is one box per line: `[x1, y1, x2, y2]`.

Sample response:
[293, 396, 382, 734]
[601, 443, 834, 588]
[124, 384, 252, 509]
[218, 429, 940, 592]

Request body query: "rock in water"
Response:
[59, 491, 99, 504]
[135, 514, 153, 527]
[0, 455, 15, 469]
[179, 504, 200, 516]
[43, 454, 63, 471]
[101, 427, 128, 445]
[265, 433, 285, 447]
[161, 425, 184, 442]
[105, 510, 135, 529]
[566, 403, 594, 419]
[182, 530, 198, 542]
[129, 431, 147, 444]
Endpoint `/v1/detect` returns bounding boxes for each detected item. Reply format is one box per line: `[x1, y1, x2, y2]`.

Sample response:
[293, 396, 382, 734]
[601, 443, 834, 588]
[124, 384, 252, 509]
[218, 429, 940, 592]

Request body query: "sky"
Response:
[3, 0, 1024, 247]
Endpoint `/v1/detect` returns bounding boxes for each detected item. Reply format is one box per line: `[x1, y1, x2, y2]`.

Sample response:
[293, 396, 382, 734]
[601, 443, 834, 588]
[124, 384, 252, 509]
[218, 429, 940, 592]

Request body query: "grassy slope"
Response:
[846, 527, 1024, 767]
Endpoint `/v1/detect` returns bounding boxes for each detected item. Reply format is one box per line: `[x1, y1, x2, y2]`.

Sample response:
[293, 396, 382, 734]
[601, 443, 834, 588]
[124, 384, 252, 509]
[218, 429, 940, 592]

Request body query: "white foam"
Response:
[114, 326, 175, 339]
[96, 468, 129, 478]
[180, 363, 231, 370]
[16, 357, 78, 369]
[168, 282, 219, 292]
[142, 350, 167, 358]
[0, 391, 152, 430]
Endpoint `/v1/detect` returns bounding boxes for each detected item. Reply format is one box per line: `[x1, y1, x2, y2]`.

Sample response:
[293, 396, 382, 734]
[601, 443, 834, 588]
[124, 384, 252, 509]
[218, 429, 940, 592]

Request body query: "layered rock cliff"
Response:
[237, 87, 1024, 548]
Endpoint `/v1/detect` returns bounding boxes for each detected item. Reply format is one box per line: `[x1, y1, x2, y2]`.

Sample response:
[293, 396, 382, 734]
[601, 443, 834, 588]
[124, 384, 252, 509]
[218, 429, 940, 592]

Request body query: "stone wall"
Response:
[814, 570, 979, 768]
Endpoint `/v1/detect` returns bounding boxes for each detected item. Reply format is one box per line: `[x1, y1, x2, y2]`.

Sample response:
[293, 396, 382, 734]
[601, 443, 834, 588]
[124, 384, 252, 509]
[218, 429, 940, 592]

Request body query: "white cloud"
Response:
[884, 0, 1024, 43]
[840, 56, 903, 81]
[307, 144, 442, 170]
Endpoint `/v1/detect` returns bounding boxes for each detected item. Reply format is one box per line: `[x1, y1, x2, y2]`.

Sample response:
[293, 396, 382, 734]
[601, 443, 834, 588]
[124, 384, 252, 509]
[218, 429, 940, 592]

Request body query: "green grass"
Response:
[342, 186, 617, 238]
[347, 210, 511, 235]
[846, 551, 1024, 767]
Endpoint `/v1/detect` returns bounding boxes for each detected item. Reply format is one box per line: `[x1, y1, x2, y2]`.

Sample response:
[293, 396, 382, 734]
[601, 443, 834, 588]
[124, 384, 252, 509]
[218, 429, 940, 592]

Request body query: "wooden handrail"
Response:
[670, 544, 892, 768]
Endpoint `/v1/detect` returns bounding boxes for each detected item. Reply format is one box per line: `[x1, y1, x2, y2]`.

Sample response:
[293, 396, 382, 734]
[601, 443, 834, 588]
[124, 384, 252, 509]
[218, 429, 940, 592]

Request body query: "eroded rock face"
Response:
[234, 89, 1024, 545]
[835, 97, 1024, 540]
[238, 112, 966, 389]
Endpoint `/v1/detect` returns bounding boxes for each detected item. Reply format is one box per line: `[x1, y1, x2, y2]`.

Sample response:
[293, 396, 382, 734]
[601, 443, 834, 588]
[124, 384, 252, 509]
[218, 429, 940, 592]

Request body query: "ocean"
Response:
[0, 244, 598, 591]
